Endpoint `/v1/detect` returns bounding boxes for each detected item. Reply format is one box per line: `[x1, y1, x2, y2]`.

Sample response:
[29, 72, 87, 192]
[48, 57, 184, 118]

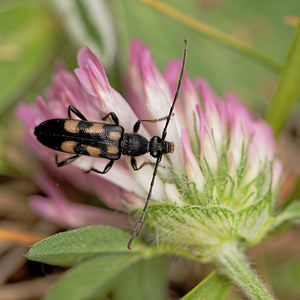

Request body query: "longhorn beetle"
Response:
[34, 40, 188, 249]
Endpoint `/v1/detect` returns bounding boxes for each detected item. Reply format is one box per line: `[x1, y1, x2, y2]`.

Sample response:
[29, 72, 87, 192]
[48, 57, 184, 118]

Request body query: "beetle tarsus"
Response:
[84, 160, 114, 174]
[130, 157, 158, 171]
[55, 154, 81, 167]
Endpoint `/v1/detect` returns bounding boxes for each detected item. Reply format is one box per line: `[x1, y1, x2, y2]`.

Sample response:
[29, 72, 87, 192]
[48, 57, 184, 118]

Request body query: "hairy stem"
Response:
[216, 243, 275, 300]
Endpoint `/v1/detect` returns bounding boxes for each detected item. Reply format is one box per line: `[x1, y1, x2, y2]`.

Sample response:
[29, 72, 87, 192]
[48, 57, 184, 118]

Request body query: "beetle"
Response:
[34, 40, 188, 248]
[34, 107, 174, 174]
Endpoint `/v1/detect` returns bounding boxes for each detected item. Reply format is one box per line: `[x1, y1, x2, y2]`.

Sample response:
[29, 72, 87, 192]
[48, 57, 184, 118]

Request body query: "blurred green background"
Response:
[0, 0, 299, 299]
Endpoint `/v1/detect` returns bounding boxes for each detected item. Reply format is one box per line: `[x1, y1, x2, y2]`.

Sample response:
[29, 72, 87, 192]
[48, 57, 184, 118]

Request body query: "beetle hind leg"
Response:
[55, 154, 81, 167]
[84, 160, 114, 175]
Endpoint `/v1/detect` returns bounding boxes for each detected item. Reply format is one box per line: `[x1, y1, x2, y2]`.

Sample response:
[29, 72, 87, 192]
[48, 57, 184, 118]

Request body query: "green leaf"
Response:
[181, 270, 230, 300]
[113, 256, 168, 300]
[45, 253, 137, 300]
[266, 17, 300, 135]
[275, 202, 300, 225]
[27, 226, 136, 266]
[0, 0, 58, 111]
[266, 257, 300, 298]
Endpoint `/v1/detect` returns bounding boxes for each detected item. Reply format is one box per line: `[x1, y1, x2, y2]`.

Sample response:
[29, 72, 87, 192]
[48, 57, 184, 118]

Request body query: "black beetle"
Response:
[34, 106, 174, 174]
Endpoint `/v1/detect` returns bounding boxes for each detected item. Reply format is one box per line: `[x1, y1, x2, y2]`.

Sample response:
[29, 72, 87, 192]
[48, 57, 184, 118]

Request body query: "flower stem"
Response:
[216, 243, 275, 300]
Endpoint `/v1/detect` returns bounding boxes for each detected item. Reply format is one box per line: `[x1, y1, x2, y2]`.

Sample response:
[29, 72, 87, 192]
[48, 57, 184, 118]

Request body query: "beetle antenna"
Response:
[127, 40, 188, 249]
[161, 39, 187, 141]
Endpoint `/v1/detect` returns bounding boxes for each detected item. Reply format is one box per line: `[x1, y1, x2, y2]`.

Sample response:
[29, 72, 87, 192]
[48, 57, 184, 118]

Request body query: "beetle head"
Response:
[149, 136, 174, 158]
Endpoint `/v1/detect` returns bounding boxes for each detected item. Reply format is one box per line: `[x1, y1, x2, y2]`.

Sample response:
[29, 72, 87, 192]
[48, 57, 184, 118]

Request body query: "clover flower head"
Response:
[18, 39, 286, 263]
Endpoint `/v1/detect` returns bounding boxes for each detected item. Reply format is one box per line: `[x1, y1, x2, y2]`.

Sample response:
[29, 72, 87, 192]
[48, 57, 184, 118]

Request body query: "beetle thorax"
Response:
[121, 133, 149, 156]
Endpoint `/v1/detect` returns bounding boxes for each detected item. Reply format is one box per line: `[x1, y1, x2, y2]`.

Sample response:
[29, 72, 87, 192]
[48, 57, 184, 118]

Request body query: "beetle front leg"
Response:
[84, 160, 114, 174]
[102, 112, 119, 125]
[55, 154, 81, 167]
[130, 157, 161, 171]
[68, 105, 87, 121]
[133, 114, 174, 133]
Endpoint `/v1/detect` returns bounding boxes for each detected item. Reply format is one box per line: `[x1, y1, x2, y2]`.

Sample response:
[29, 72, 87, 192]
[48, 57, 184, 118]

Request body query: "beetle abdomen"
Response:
[34, 119, 124, 160]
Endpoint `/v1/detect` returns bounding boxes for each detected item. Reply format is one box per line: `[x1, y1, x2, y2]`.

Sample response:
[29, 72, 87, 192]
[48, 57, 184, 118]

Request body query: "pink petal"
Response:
[129, 40, 184, 170]
[246, 120, 276, 182]
[29, 196, 131, 230]
[76, 47, 144, 134]
[35, 96, 55, 120]
[72, 157, 146, 196]
[272, 159, 282, 190]
[164, 59, 183, 100]
[75, 68, 97, 98]
[16, 103, 38, 129]
[195, 78, 226, 152]
[45, 162, 142, 210]
[182, 73, 201, 144]
[195, 104, 218, 171]
[181, 129, 204, 191]
[30, 175, 131, 230]
[225, 92, 252, 130]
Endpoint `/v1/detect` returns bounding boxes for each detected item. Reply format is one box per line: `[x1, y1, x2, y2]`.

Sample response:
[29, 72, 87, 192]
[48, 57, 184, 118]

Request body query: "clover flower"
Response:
[18, 39, 299, 300]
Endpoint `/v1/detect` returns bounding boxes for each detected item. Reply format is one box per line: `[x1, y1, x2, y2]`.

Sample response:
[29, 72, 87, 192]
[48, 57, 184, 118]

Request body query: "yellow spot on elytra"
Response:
[61, 141, 77, 153]
[86, 146, 101, 157]
[64, 120, 80, 134]
[107, 145, 119, 155]
[86, 123, 104, 134]
[109, 131, 121, 140]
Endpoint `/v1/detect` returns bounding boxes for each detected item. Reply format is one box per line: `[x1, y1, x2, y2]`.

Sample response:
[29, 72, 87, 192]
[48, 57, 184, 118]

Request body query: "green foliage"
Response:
[0, 0, 58, 111]
[28, 226, 168, 299]
[181, 271, 229, 300]
[275, 201, 300, 225]
[266, 17, 300, 135]
[45, 253, 137, 300]
[267, 257, 300, 299]
[113, 256, 168, 300]
[27, 226, 138, 266]
[112, 0, 299, 111]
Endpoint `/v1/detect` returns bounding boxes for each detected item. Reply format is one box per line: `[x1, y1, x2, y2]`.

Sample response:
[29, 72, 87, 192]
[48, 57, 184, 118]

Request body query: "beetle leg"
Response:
[131, 157, 164, 171]
[68, 105, 87, 121]
[102, 112, 119, 125]
[133, 114, 174, 133]
[84, 160, 114, 174]
[55, 154, 81, 167]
